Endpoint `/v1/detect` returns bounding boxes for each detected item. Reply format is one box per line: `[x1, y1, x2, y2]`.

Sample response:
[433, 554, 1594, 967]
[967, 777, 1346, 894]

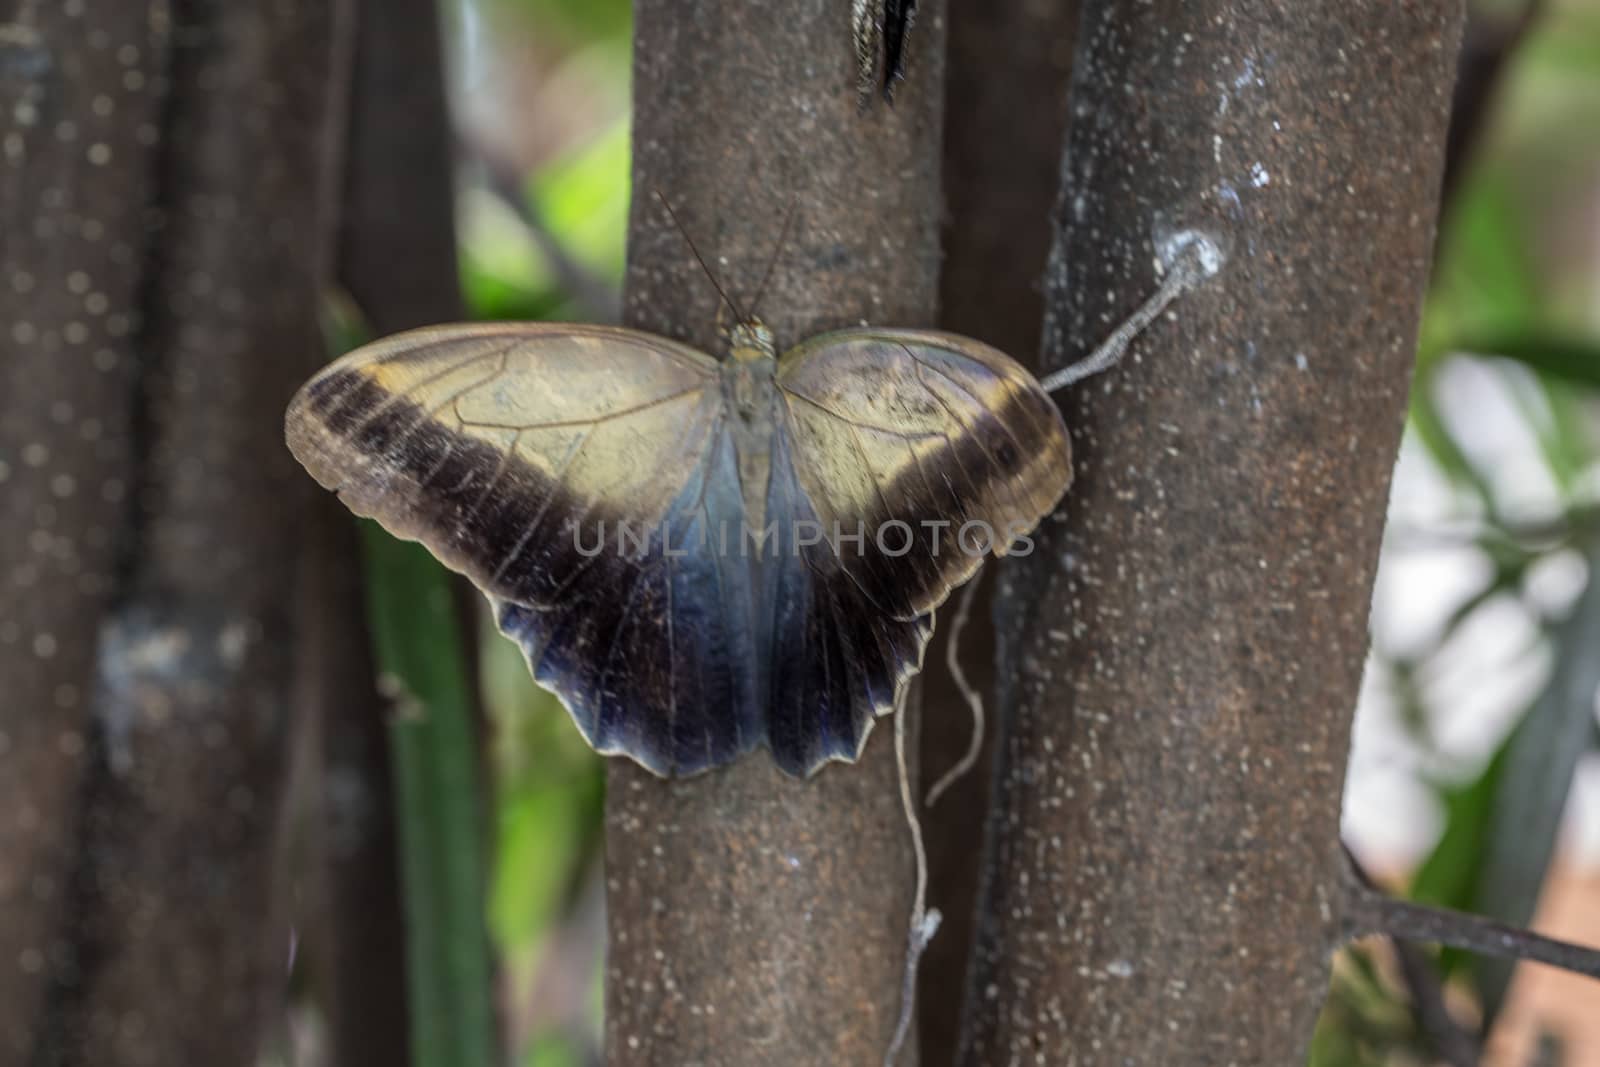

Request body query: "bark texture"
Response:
[0, 3, 165, 1056]
[604, 1, 945, 1062]
[1, 1, 350, 1062]
[922, 0, 1077, 1060]
[963, 3, 1466, 1064]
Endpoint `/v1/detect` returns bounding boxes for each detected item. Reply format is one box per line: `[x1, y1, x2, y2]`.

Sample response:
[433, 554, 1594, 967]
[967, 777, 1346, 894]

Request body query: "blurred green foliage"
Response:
[448, 2, 629, 1061]
[1313, 4, 1600, 1064]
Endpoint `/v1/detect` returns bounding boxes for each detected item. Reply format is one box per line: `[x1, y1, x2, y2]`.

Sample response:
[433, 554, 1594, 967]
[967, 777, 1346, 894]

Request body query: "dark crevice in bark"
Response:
[923, 1, 1078, 1061]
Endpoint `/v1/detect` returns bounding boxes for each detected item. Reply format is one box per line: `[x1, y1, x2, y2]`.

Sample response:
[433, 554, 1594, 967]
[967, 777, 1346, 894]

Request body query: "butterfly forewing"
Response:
[776, 329, 1072, 619]
[287, 324, 765, 775]
[748, 329, 1070, 775]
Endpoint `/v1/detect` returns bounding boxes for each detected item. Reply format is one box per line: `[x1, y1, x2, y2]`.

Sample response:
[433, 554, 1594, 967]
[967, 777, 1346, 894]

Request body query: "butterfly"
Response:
[285, 309, 1071, 778]
[853, 0, 918, 101]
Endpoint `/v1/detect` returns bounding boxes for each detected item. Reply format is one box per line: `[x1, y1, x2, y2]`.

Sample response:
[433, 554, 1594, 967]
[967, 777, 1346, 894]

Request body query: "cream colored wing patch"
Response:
[775, 328, 1071, 622]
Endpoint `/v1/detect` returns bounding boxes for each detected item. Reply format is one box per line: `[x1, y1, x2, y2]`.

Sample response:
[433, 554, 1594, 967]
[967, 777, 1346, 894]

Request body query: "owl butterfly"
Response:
[285, 210, 1217, 780]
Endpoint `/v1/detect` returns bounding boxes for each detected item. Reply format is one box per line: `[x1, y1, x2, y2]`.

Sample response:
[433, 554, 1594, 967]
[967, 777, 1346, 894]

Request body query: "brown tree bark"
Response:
[0, 2, 352, 1063]
[603, 1, 945, 1063]
[0, 4, 166, 1057]
[962, 3, 1465, 1064]
[922, 1, 1078, 1061]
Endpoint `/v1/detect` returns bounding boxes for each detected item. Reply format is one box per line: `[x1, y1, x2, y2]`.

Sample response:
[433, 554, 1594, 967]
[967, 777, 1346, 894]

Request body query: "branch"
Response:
[1342, 871, 1600, 984]
[1341, 849, 1480, 1067]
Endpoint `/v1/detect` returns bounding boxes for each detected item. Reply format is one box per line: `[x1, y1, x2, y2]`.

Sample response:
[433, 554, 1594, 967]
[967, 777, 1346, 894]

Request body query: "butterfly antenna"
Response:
[654, 189, 747, 321]
[746, 196, 800, 320]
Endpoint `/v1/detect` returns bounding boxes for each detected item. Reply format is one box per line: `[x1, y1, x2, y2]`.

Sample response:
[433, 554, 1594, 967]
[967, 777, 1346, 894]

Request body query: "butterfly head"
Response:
[723, 319, 777, 422]
[727, 319, 777, 365]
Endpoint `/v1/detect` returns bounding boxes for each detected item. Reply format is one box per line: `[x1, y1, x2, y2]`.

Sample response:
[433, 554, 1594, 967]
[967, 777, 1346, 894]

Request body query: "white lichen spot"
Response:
[1249, 162, 1270, 187]
[1107, 959, 1135, 978]
[1294, 352, 1309, 371]
[216, 619, 253, 667]
[1156, 228, 1226, 280]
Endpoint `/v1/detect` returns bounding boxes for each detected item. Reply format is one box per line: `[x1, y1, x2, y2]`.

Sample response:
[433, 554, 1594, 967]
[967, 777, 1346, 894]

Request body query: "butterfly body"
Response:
[287, 319, 1070, 777]
[723, 321, 781, 534]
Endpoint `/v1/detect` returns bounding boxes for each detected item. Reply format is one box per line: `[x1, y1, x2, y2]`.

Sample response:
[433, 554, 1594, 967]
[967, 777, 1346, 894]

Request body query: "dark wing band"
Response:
[757, 328, 1071, 775]
[776, 328, 1072, 622]
[286, 324, 762, 775]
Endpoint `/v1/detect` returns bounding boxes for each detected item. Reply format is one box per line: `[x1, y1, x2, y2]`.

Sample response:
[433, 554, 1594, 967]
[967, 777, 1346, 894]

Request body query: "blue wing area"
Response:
[759, 430, 933, 775]
[494, 417, 763, 777]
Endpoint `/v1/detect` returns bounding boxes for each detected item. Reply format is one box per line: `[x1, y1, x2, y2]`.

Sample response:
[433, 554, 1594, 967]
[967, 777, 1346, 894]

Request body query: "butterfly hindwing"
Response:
[492, 417, 764, 775]
[759, 426, 933, 774]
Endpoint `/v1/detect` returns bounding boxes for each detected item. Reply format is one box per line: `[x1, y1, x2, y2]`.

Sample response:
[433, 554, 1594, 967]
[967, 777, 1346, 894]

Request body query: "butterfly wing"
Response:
[760, 328, 1071, 774]
[287, 324, 762, 775]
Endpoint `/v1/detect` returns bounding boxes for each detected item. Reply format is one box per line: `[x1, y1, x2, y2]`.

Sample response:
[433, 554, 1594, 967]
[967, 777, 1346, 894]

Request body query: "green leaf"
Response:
[1410, 740, 1510, 916]
[1464, 332, 1600, 391]
[361, 525, 497, 1067]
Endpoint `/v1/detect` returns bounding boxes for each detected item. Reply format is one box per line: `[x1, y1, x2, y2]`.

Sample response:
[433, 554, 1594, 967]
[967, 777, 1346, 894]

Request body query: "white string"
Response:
[884, 690, 941, 1067]
[1039, 233, 1222, 393]
[925, 576, 985, 808]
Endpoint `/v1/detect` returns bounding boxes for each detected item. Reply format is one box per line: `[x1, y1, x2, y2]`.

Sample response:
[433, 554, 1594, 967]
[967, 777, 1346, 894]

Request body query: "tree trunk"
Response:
[0, 2, 352, 1062]
[963, 3, 1465, 1064]
[603, 1, 945, 1063]
[0, 3, 164, 1056]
